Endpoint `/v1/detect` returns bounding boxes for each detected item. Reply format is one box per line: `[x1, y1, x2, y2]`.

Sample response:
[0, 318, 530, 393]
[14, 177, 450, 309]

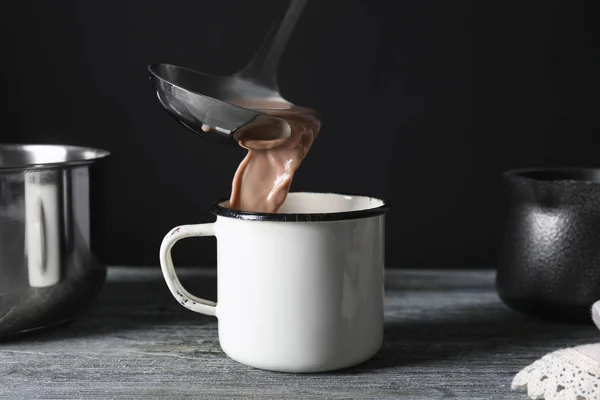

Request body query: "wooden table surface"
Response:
[1, 267, 597, 399]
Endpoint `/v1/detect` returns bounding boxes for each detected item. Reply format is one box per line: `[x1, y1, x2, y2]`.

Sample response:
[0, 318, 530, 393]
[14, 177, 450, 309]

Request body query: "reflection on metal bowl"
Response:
[0, 144, 110, 339]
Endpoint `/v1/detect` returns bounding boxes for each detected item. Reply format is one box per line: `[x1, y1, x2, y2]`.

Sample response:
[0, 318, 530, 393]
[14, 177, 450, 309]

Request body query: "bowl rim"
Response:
[0, 144, 110, 172]
[503, 167, 600, 183]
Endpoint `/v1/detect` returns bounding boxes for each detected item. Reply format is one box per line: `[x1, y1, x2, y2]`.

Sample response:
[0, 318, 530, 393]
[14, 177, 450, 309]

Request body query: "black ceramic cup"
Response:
[497, 168, 600, 323]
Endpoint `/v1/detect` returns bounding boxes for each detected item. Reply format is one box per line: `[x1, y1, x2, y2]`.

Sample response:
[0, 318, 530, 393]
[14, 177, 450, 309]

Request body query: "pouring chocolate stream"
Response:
[229, 101, 321, 213]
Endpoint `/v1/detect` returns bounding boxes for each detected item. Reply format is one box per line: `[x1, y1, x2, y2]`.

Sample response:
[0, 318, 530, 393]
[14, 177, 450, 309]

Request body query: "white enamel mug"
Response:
[159, 192, 390, 373]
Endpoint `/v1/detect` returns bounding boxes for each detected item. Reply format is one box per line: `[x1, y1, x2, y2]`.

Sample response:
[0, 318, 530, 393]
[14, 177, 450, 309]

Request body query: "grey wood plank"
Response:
[1, 267, 597, 399]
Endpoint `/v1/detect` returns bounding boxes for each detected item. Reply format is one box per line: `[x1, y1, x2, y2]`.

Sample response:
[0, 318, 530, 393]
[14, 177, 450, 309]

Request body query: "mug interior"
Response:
[276, 192, 384, 213]
[212, 192, 389, 222]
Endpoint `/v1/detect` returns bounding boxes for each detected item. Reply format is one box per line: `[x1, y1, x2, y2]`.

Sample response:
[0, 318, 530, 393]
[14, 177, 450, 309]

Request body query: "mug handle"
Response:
[159, 223, 217, 316]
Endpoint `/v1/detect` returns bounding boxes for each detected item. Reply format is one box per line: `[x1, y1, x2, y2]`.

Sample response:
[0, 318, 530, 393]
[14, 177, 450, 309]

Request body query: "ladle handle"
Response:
[236, 0, 308, 90]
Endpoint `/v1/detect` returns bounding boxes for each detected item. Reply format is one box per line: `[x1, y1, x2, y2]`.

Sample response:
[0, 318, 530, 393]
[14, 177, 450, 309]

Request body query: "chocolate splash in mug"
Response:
[228, 100, 321, 213]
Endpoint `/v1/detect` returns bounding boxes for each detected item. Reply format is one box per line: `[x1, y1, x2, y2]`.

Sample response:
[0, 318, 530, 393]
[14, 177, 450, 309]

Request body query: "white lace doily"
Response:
[512, 301, 600, 400]
[512, 347, 600, 400]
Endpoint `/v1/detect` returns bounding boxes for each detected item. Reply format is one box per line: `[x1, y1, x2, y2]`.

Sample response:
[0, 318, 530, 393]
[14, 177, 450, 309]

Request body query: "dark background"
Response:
[1, 1, 596, 268]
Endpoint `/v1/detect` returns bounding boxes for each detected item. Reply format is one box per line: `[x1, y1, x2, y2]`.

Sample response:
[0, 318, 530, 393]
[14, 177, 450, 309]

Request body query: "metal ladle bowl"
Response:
[148, 0, 307, 148]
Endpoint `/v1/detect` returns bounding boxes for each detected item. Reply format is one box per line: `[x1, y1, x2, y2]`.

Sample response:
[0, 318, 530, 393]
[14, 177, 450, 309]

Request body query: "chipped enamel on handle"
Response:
[159, 223, 217, 316]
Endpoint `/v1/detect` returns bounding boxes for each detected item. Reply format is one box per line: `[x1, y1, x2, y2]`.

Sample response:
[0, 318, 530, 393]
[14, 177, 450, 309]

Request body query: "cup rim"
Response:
[209, 192, 391, 222]
[503, 167, 600, 183]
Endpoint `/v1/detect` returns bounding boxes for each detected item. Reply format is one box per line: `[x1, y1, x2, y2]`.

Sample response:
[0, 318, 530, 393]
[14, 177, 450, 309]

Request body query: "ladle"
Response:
[148, 0, 308, 148]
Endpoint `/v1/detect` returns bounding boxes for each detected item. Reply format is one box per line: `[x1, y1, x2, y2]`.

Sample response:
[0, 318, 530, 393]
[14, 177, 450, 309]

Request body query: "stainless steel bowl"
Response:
[0, 144, 110, 339]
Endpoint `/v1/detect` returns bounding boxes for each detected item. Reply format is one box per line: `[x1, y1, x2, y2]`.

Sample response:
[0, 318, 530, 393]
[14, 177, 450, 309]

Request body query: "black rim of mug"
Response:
[209, 192, 391, 222]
